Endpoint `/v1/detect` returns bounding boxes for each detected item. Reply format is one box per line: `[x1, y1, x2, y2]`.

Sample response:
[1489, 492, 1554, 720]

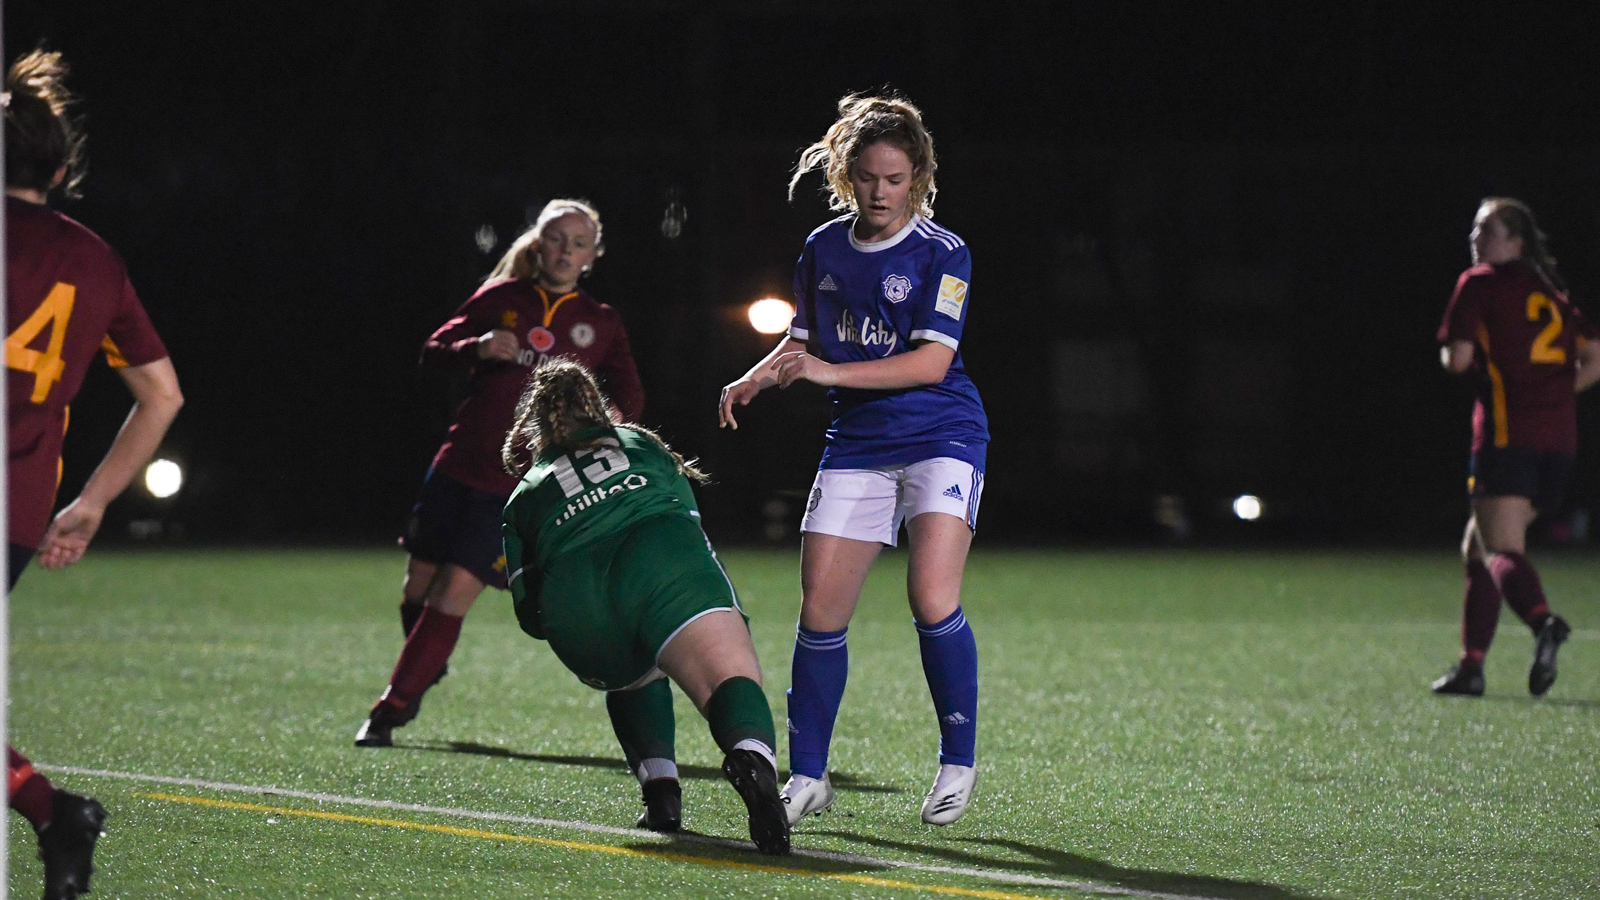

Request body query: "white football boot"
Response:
[779, 772, 834, 825]
[920, 764, 976, 825]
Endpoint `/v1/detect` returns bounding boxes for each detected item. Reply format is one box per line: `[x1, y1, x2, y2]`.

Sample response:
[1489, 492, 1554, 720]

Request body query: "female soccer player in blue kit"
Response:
[719, 94, 987, 826]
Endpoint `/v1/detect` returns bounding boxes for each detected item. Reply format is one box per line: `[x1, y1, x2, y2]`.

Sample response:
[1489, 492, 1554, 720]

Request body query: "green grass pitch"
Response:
[8, 547, 1598, 899]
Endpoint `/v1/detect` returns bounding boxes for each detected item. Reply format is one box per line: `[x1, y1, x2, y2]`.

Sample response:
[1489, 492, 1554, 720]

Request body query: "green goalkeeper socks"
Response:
[606, 678, 676, 775]
[705, 676, 776, 757]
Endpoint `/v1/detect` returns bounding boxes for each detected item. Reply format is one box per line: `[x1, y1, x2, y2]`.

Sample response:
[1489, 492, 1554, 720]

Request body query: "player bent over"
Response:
[500, 361, 788, 854]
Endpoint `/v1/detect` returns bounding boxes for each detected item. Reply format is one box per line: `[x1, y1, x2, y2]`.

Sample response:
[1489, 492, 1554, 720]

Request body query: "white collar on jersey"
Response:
[848, 213, 920, 253]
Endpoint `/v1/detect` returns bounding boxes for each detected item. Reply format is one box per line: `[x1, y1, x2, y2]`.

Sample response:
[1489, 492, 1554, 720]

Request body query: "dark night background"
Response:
[10, 1, 1600, 548]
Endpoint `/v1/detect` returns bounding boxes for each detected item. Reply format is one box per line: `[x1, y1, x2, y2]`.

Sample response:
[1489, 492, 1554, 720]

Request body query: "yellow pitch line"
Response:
[142, 792, 1065, 900]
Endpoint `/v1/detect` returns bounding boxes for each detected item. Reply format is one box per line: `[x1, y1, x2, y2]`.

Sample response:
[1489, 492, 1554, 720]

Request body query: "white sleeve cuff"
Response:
[909, 328, 958, 350]
[789, 325, 810, 340]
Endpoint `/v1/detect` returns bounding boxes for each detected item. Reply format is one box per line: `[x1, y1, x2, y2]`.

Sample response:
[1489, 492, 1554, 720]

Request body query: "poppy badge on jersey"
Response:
[571, 322, 595, 348]
[935, 274, 968, 319]
[883, 274, 913, 303]
[528, 326, 556, 353]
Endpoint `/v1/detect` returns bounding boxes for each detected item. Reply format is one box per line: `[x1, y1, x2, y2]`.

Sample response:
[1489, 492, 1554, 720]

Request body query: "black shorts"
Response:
[401, 468, 509, 590]
[1469, 446, 1575, 512]
[8, 543, 34, 590]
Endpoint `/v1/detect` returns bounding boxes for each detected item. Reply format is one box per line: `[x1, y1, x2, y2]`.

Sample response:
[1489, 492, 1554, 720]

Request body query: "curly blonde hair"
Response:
[502, 360, 707, 483]
[789, 93, 937, 218]
[485, 199, 604, 285]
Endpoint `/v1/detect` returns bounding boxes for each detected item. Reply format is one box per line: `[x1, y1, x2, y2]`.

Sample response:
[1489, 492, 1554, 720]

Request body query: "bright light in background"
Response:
[747, 298, 794, 335]
[144, 459, 183, 499]
[1232, 494, 1263, 521]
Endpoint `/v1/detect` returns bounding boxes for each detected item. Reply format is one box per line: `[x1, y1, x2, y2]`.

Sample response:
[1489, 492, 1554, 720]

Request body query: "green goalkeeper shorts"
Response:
[540, 513, 744, 691]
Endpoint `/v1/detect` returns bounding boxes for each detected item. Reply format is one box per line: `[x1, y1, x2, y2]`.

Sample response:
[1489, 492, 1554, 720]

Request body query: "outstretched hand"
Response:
[718, 379, 762, 429]
[37, 498, 107, 570]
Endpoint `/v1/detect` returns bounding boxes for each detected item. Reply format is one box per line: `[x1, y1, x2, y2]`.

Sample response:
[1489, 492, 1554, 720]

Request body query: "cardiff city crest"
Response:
[882, 274, 913, 303]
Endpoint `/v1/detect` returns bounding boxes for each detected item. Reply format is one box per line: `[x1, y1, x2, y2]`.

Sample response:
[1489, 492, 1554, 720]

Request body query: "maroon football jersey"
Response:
[1438, 260, 1598, 454]
[6, 197, 169, 548]
[423, 279, 644, 497]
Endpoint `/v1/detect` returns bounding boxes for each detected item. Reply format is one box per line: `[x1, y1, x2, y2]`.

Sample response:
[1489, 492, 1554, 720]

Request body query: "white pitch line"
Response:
[41, 763, 1233, 900]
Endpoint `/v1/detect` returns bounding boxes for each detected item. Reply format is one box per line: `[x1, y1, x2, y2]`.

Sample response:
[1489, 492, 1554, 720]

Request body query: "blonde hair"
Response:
[5, 48, 85, 196]
[485, 199, 604, 285]
[502, 360, 707, 483]
[789, 93, 937, 218]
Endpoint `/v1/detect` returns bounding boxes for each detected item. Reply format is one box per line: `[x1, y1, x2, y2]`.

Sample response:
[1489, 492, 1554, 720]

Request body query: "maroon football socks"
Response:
[1459, 558, 1500, 668]
[8, 746, 55, 830]
[1487, 552, 1552, 630]
[375, 607, 464, 717]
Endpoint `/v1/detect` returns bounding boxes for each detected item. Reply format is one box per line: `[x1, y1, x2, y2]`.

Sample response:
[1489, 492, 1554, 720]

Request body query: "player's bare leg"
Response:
[798, 534, 880, 631]
[1474, 496, 1535, 556]
[906, 512, 979, 825]
[1475, 495, 1569, 695]
[357, 563, 485, 746]
[421, 562, 487, 615]
[657, 609, 763, 708]
[905, 512, 971, 625]
[657, 609, 788, 854]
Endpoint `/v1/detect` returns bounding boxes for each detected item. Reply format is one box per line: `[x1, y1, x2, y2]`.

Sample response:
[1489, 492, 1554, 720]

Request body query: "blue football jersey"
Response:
[788, 214, 989, 470]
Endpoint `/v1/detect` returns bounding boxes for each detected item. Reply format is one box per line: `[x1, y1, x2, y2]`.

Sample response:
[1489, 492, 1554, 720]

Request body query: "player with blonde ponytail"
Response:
[356, 199, 644, 747]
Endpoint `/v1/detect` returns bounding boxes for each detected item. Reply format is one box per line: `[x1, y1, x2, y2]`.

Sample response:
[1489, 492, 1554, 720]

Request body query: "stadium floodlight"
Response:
[144, 459, 183, 499]
[1233, 494, 1263, 521]
[747, 298, 794, 335]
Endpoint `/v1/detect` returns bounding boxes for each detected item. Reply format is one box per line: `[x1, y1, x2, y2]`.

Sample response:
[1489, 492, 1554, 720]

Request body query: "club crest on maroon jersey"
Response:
[571, 322, 596, 348]
[527, 327, 556, 353]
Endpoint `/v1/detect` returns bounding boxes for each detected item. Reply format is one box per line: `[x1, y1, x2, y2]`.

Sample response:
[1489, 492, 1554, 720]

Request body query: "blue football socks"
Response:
[786, 625, 848, 779]
[917, 607, 978, 767]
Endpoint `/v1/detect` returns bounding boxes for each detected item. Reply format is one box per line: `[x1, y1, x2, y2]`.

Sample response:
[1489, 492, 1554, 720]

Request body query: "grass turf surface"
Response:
[8, 547, 1599, 899]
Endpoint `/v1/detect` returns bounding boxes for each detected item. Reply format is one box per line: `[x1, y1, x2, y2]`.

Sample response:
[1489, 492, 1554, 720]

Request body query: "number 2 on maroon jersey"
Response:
[5, 282, 77, 403]
[1527, 292, 1566, 365]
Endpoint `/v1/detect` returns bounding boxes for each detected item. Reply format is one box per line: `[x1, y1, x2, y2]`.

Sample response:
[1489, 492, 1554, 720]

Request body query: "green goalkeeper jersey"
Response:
[502, 426, 700, 610]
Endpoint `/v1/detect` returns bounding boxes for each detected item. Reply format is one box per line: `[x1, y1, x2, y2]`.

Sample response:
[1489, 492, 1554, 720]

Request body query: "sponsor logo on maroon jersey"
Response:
[501, 311, 519, 329]
[571, 322, 595, 348]
[527, 326, 556, 353]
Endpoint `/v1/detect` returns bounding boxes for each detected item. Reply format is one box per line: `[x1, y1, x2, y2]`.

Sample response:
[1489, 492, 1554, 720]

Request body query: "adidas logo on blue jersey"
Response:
[818, 274, 839, 291]
[942, 484, 963, 500]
